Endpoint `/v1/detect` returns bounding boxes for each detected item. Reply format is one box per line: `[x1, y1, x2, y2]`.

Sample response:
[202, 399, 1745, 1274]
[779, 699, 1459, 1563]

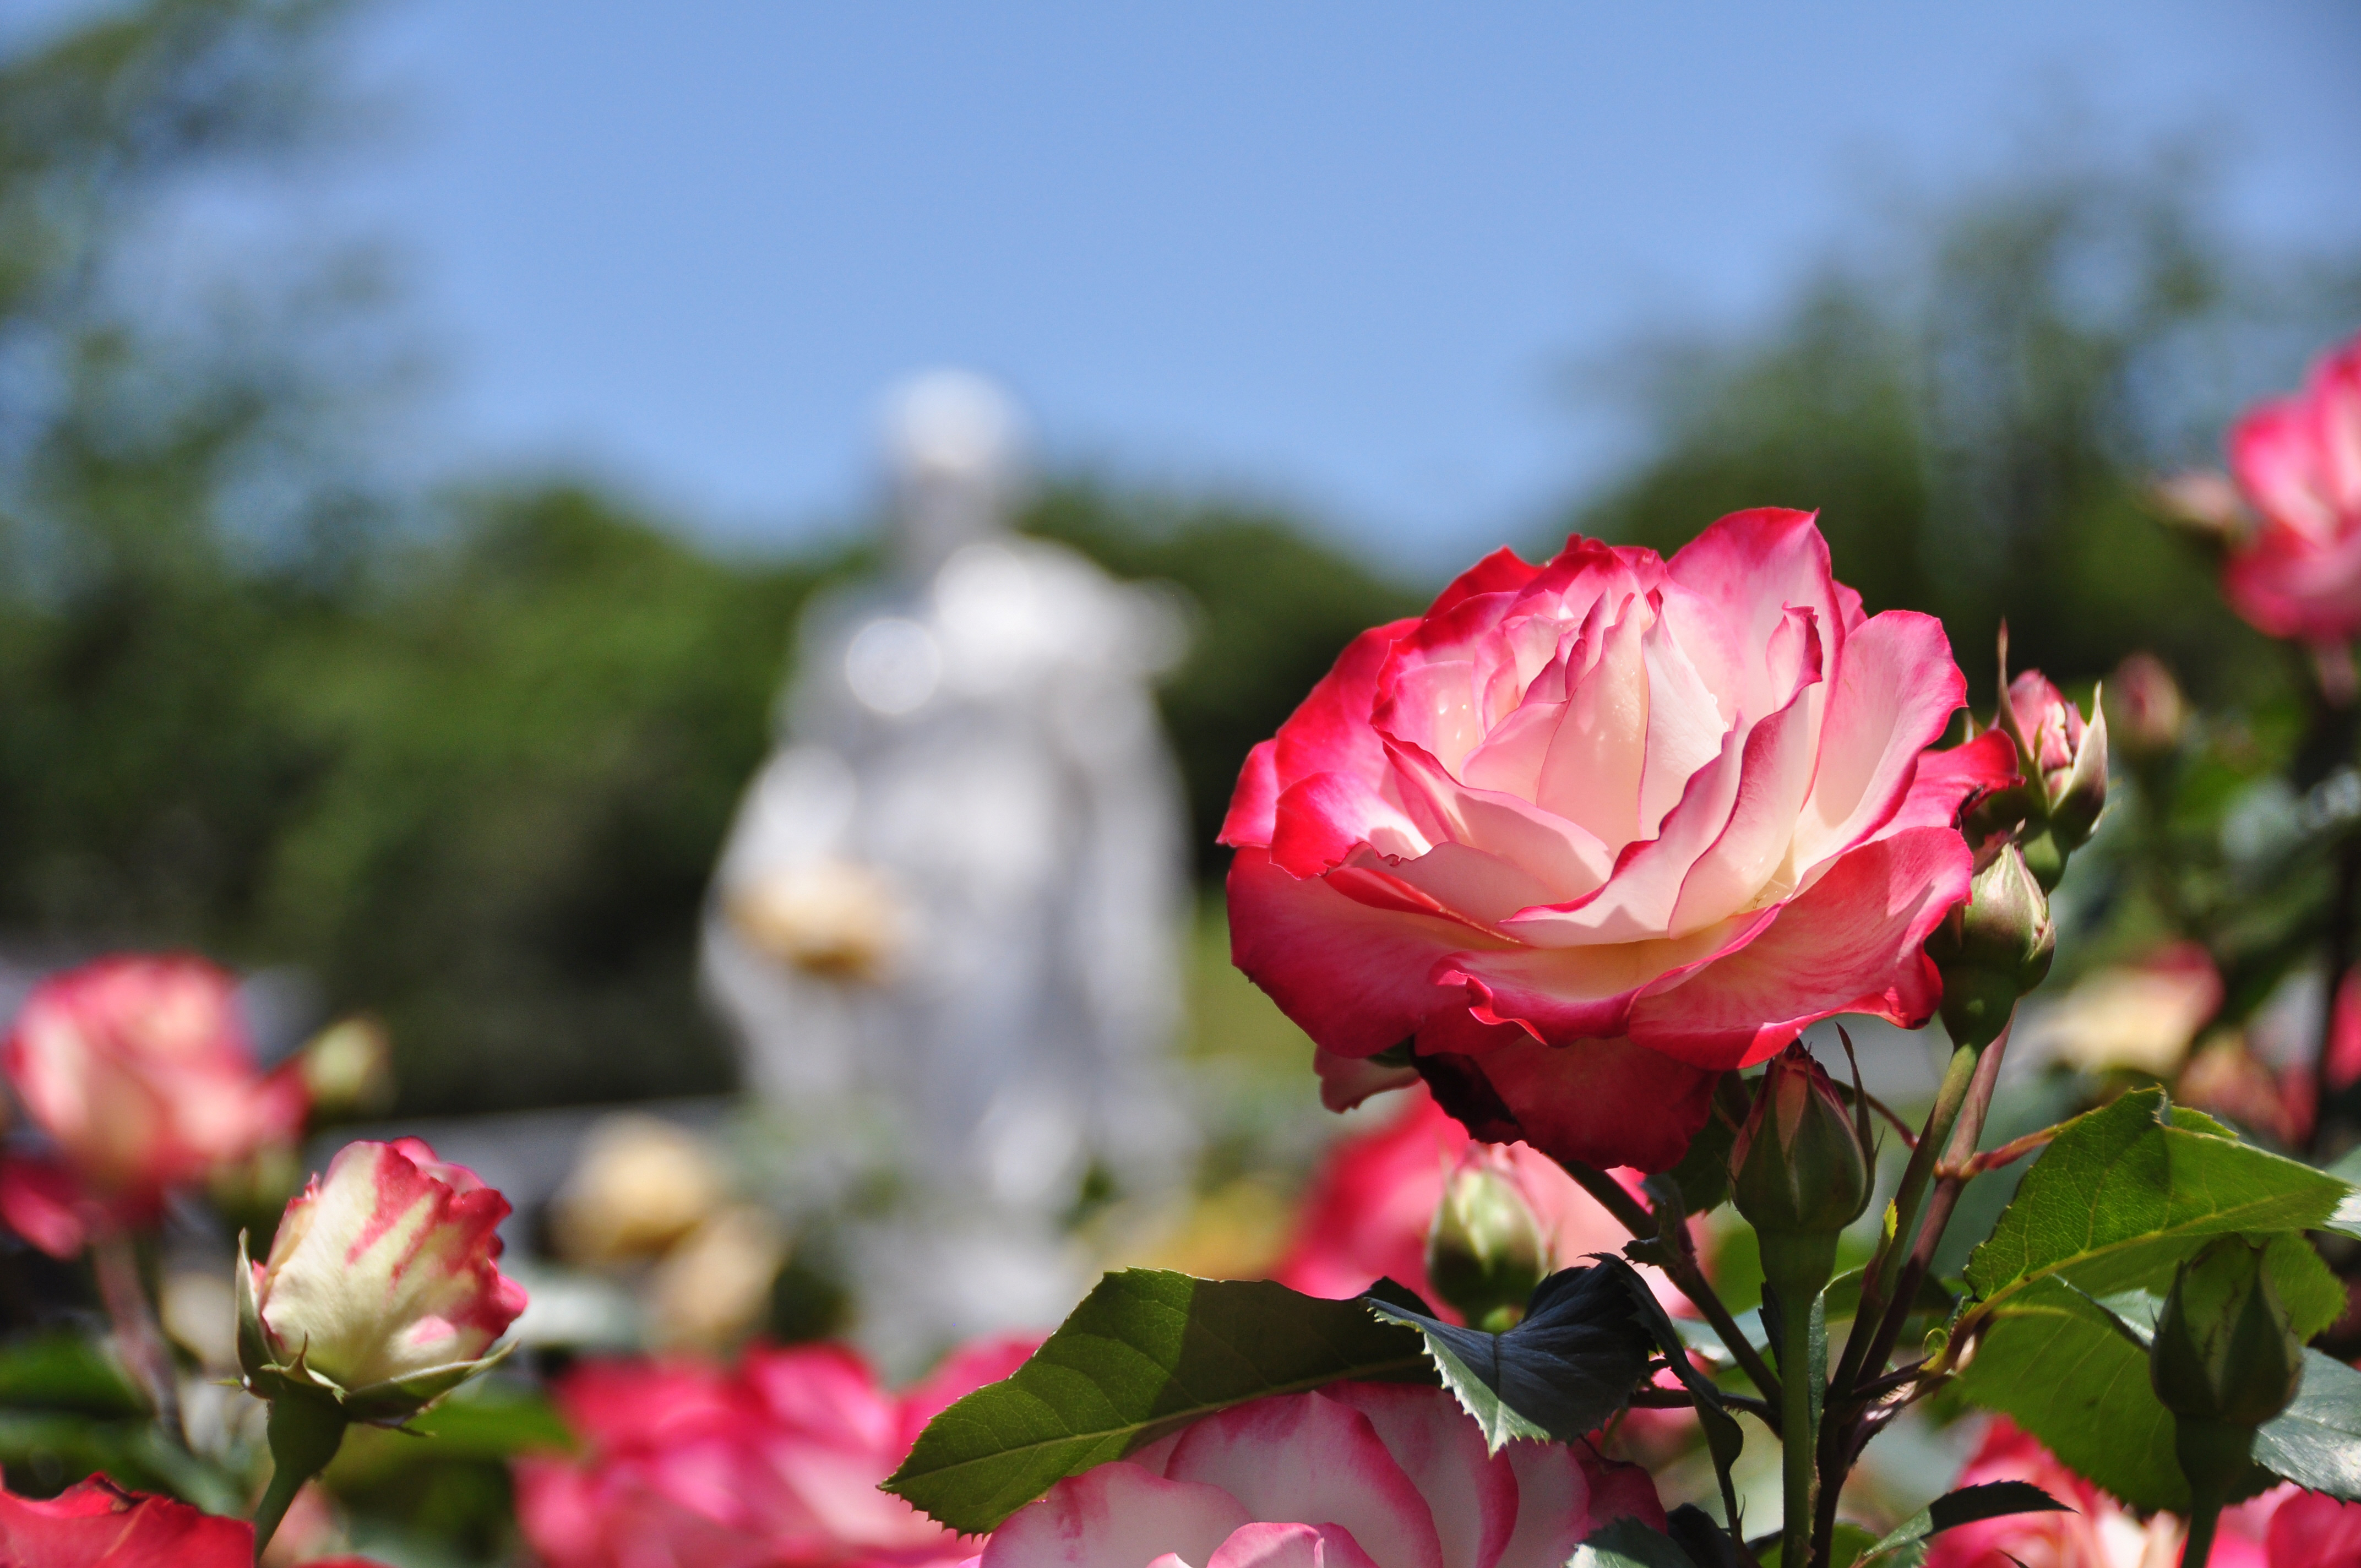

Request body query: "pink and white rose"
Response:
[2219, 331, 2361, 649]
[244, 1138, 526, 1414]
[1221, 510, 2009, 1170]
[0, 955, 307, 1252]
[983, 1381, 1663, 1568]
[515, 1335, 1037, 1568]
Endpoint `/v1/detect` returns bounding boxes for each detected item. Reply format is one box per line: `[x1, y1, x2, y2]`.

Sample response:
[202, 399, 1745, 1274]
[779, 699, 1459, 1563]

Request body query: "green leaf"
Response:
[404, 1376, 574, 1456]
[1664, 1504, 1746, 1568]
[1574, 1517, 1706, 1568]
[1364, 1259, 1655, 1451]
[882, 1270, 1434, 1534]
[1851, 1482, 2072, 1568]
[0, 1411, 244, 1513]
[1963, 1090, 2349, 1310]
[2255, 1350, 2361, 1500]
[0, 1332, 146, 1417]
[1956, 1234, 2342, 1511]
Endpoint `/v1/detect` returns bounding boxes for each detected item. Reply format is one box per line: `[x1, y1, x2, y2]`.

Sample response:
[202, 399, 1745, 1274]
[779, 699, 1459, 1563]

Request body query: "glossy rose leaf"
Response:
[1961, 1088, 2348, 1311]
[1955, 1234, 2342, 1511]
[883, 1270, 1434, 1534]
[1572, 1516, 1710, 1568]
[2255, 1350, 2361, 1502]
[1363, 1258, 1657, 1452]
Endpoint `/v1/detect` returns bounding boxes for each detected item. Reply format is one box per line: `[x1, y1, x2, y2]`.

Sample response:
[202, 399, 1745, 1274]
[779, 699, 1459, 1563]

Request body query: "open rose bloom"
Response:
[2220, 331, 2361, 649]
[0, 955, 306, 1253]
[1223, 509, 2006, 1169]
[985, 1381, 1663, 1568]
[516, 1336, 1036, 1568]
[243, 1137, 527, 1420]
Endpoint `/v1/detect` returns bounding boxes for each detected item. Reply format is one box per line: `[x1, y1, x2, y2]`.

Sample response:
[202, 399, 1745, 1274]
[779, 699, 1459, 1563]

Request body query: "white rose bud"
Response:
[237, 1138, 529, 1554]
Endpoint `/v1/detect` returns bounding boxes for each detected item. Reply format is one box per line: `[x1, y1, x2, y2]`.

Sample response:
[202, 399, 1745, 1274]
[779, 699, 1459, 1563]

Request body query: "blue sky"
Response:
[172, 3, 2361, 567]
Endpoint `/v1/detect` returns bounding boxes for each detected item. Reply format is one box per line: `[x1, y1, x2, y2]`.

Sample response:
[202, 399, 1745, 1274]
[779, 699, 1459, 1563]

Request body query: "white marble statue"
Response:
[700, 371, 1193, 1366]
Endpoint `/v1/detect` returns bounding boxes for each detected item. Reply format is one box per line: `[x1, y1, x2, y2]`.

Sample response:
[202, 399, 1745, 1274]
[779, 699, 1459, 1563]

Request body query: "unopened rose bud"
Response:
[2109, 653, 2187, 766]
[2151, 1237, 2304, 1511]
[1728, 1044, 1872, 1299]
[1424, 1153, 1549, 1332]
[240, 1138, 526, 1422]
[297, 1016, 394, 1120]
[1928, 843, 2057, 1051]
[2152, 1237, 2303, 1430]
[1995, 658, 2109, 886]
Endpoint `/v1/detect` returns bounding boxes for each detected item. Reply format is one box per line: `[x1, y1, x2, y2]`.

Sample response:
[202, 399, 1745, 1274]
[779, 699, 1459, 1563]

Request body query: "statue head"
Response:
[879, 369, 1028, 577]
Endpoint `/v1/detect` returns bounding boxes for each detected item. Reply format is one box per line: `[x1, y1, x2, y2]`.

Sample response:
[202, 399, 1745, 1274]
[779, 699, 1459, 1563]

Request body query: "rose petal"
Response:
[1788, 610, 1968, 869]
[982, 1462, 1251, 1568]
[1226, 848, 1514, 1059]
[1416, 1033, 1720, 1173]
[1323, 1381, 1516, 1568]
[1165, 1391, 1446, 1568]
[1627, 827, 1971, 1068]
[1208, 1521, 1387, 1568]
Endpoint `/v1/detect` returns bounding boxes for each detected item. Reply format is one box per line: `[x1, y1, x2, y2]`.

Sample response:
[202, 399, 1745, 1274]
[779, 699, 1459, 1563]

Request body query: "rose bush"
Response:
[246, 1137, 527, 1417]
[983, 1381, 1663, 1568]
[2218, 331, 2361, 650]
[516, 1335, 1036, 1568]
[1222, 509, 2009, 1169]
[0, 955, 307, 1254]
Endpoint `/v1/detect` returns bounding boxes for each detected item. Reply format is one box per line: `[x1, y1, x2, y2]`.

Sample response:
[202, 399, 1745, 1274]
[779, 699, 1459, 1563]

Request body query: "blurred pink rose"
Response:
[1270, 1084, 1694, 1320]
[1222, 510, 2010, 1171]
[2221, 331, 2361, 649]
[250, 1138, 526, 1409]
[516, 1336, 1036, 1568]
[986, 1380, 1663, 1568]
[1922, 1417, 2320, 1568]
[0, 955, 307, 1254]
[2265, 1491, 2361, 1568]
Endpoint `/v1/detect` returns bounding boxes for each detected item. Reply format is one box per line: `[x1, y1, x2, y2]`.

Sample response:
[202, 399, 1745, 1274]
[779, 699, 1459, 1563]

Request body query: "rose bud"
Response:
[2109, 652, 2188, 766]
[238, 1139, 527, 1555]
[1424, 1151, 1551, 1332]
[1728, 1043, 1873, 1300]
[2152, 1236, 2304, 1430]
[2151, 1237, 2305, 1518]
[296, 1016, 395, 1120]
[1926, 842, 2057, 1052]
[1993, 646, 2109, 889]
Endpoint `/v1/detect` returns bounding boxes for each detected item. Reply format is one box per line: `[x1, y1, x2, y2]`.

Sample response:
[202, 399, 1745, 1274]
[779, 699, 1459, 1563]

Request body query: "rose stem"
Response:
[2182, 1496, 2223, 1568]
[253, 1391, 347, 1561]
[1554, 1155, 1783, 1410]
[2311, 832, 2360, 1158]
[1780, 1289, 1821, 1568]
[1813, 1019, 2016, 1563]
[90, 1229, 183, 1444]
